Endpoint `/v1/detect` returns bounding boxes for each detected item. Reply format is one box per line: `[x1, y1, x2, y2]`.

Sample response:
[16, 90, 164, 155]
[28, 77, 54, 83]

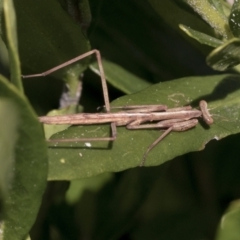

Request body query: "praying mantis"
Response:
[22, 50, 213, 166]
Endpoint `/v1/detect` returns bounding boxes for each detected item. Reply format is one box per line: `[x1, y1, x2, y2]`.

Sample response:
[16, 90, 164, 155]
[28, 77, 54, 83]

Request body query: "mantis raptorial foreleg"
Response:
[199, 100, 213, 125]
[140, 119, 199, 166]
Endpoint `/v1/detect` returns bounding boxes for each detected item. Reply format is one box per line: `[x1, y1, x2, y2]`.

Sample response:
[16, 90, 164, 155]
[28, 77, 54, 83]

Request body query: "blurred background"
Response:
[6, 0, 240, 239]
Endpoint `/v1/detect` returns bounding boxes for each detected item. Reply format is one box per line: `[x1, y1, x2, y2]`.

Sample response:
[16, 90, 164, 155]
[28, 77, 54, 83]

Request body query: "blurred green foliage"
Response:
[1, 0, 240, 239]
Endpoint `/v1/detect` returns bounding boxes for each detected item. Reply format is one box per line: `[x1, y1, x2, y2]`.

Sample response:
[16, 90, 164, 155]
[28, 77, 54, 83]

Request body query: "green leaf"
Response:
[57, 0, 92, 36]
[185, 0, 232, 39]
[0, 37, 9, 70]
[148, 0, 213, 37]
[206, 38, 240, 71]
[222, 0, 233, 16]
[90, 59, 151, 94]
[2, 0, 23, 92]
[13, 0, 91, 97]
[47, 74, 240, 180]
[209, 0, 227, 18]
[0, 100, 19, 199]
[179, 24, 223, 47]
[14, 0, 90, 77]
[215, 199, 240, 240]
[0, 75, 48, 240]
[229, 0, 240, 37]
